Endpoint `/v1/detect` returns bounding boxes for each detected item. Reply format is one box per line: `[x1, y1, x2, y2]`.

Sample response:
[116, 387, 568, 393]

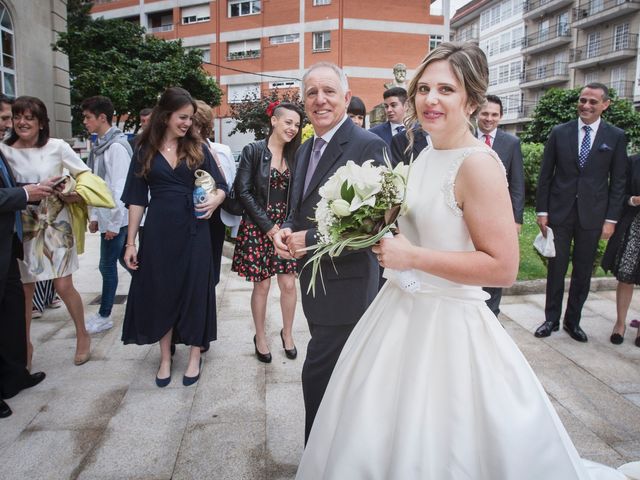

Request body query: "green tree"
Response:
[229, 89, 305, 140]
[54, 1, 221, 135]
[521, 87, 640, 151]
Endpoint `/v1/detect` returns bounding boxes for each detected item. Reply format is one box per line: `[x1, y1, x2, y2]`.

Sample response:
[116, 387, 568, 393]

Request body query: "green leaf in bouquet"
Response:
[340, 181, 355, 203]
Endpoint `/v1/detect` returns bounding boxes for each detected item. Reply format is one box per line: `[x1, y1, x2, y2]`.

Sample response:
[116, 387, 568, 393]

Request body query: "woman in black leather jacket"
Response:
[232, 102, 302, 363]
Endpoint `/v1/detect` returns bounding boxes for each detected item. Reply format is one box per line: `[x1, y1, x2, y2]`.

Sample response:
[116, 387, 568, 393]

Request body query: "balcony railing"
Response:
[524, 0, 574, 17]
[573, 0, 640, 27]
[227, 50, 261, 61]
[522, 24, 571, 51]
[609, 80, 635, 99]
[570, 33, 638, 66]
[148, 24, 174, 33]
[521, 62, 569, 85]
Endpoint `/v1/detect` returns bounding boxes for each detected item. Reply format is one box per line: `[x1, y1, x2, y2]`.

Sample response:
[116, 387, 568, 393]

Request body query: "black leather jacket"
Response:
[233, 139, 292, 233]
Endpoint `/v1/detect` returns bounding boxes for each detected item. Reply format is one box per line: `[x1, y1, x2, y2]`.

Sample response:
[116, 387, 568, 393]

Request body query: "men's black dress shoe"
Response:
[534, 321, 559, 338]
[564, 323, 588, 343]
[254, 336, 272, 364]
[24, 371, 46, 389]
[280, 329, 297, 360]
[0, 399, 11, 418]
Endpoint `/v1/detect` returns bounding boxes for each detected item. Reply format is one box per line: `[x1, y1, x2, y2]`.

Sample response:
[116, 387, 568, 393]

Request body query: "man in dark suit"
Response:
[274, 62, 388, 442]
[477, 95, 525, 316]
[534, 83, 627, 342]
[369, 87, 408, 146]
[390, 124, 429, 166]
[0, 95, 52, 417]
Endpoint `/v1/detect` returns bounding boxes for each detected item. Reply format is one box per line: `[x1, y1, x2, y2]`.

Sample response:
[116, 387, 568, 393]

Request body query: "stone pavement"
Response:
[1, 233, 640, 479]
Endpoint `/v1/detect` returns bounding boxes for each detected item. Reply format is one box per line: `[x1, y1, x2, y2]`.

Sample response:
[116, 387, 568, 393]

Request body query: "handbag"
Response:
[222, 184, 244, 216]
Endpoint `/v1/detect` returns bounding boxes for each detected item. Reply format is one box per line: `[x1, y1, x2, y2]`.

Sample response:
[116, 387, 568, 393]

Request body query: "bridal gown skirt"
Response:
[296, 282, 630, 480]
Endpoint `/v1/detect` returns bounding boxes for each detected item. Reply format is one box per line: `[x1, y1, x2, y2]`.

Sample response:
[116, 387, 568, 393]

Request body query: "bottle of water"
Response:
[193, 185, 207, 217]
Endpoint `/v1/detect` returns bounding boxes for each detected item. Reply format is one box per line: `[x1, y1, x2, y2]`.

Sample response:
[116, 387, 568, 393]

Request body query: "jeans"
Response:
[98, 226, 127, 317]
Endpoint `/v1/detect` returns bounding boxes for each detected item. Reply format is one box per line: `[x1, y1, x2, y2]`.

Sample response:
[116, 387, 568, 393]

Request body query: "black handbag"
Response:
[222, 184, 244, 216]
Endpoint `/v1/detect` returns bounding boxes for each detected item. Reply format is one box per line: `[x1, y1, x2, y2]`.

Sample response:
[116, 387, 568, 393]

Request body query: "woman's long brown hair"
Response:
[137, 87, 203, 178]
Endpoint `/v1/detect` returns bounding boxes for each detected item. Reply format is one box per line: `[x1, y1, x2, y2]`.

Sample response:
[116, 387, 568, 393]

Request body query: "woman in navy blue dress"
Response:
[121, 87, 227, 387]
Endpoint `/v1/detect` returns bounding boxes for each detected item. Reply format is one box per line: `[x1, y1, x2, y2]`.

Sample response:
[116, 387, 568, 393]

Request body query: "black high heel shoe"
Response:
[254, 335, 272, 363]
[610, 327, 625, 345]
[280, 329, 297, 360]
[183, 358, 202, 386]
[156, 360, 172, 388]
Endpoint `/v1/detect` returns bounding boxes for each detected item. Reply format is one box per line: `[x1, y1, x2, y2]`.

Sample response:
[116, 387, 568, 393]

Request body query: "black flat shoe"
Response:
[156, 360, 172, 388]
[254, 335, 272, 363]
[534, 321, 559, 338]
[183, 358, 202, 386]
[0, 399, 11, 418]
[563, 323, 588, 343]
[280, 329, 297, 360]
[610, 328, 625, 345]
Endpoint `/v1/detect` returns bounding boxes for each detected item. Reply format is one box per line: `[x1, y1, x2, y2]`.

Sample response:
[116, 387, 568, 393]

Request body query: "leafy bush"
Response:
[521, 142, 544, 206]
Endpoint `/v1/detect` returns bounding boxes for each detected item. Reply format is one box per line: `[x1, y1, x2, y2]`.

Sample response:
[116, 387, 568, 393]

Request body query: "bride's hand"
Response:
[372, 233, 415, 270]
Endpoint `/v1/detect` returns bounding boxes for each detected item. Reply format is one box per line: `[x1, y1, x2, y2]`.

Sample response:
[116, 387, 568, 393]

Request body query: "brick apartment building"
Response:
[91, 0, 447, 153]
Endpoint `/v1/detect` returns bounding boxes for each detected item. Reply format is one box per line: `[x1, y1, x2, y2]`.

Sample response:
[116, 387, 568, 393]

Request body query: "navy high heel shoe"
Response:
[183, 358, 202, 386]
[156, 360, 172, 388]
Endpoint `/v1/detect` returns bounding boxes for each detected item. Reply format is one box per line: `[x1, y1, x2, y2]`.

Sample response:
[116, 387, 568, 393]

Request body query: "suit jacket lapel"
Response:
[302, 121, 350, 202]
[568, 120, 579, 168]
[0, 151, 15, 187]
[293, 139, 313, 207]
[587, 121, 608, 163]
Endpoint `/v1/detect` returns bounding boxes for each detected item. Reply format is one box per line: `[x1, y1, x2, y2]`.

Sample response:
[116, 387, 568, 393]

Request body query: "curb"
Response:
[222, 241, 618, 296]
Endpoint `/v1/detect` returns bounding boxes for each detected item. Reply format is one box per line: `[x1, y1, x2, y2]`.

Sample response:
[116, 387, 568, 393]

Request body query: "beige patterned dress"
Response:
[1, 139, 90, 283]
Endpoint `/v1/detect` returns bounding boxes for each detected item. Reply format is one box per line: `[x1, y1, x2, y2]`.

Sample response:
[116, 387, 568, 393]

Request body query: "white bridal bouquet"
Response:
[304, 157, 411, 296]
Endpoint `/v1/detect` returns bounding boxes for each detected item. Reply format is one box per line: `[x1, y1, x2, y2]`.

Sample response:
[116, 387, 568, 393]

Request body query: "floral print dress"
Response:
[232, 167, 297, 282]
[1, 139, 90, 283]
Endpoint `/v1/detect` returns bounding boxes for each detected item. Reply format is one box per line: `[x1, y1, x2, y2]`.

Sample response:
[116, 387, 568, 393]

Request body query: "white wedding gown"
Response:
[296, 146, 638, 480]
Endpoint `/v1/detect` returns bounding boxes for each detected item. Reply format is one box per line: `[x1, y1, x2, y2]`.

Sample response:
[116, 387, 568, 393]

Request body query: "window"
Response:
[227, 39, 260, 60]
[228, 0, 260, 17]
[586, 32, 600, 58]
[554, 52, 567, 75]
[538, 19, 549, 43]
[188, 46, 211, 63]
[611, 66, 627, 96]
[614, 23, 630, 51]
[584, 71, 599, 85]
[182, 4, 210, 24]
[148, 13, 173, 33]
[481, 25, 523, 58]
[589, 0, 604, 15]
[429, 35, 443, 51]
[313, 0, 331, 4]
[0, 4, 14, 97]
[313, 31, 331, 52]
[556, 12, 569, 37]
[270, 33, 299, 45]
[228, 83, 260, 103]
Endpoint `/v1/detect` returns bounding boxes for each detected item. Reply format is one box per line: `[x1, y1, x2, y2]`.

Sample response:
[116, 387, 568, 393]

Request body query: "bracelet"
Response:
[124, 243, 136, 248]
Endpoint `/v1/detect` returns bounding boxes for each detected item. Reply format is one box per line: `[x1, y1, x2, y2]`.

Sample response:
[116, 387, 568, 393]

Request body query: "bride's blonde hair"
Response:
[404, 42, 489, 155]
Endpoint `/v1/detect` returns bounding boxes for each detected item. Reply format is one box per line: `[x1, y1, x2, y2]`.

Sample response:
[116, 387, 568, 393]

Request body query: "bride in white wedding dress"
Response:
[295, 42, 639, 480]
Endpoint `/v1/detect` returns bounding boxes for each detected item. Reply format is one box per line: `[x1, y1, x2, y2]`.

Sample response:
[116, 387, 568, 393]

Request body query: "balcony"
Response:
[524, 0, 574, 19]
[227, 50, 261, 61]
[570, 33, 638, 68]
[148, 24, 173, 33]
[521, 26, 572, 54]
[455, 26, 479, 43]
[573, 0, 640, 29]
[520, 62, 570, 88]
[610, 80, 635, 99]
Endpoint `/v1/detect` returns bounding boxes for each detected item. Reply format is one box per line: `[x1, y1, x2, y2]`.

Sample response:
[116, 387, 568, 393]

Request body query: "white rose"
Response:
[319, 167, 347, 200]
[330, 199, 351, 217]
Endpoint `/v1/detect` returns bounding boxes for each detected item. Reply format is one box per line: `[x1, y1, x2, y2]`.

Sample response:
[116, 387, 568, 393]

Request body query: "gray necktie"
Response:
[304, 137, 326, 194]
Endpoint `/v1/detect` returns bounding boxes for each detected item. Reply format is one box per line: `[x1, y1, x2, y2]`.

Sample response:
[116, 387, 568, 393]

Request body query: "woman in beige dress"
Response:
[1, 96, 91, 368]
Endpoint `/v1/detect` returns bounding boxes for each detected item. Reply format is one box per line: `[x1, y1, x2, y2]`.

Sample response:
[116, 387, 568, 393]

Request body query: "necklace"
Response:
[161, 140, 177, 152]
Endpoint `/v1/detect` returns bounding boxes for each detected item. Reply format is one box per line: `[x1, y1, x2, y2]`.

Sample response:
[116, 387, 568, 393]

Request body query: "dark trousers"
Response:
[0, 235, 30, 399]
[483, 287, 502, 317]
[302, 322, 355, 444]
[545, 206, 601, 326]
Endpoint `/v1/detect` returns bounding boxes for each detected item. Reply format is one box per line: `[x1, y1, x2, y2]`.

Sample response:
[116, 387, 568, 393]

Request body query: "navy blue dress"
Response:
[121, 146, 227, 348]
